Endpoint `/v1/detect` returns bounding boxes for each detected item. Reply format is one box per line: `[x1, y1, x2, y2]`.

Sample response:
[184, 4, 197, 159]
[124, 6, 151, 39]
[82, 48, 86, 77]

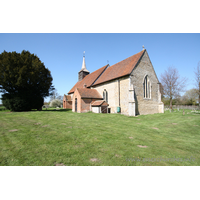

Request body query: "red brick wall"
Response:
[72, 89, 82, 113]
[81, 99, 92, 112]
[81, 98, 102, 112]
[72, 89, 103, 113]
[63, 101, 72, 109]
[67, 101, 72, 109]
[63, 96, 72, 109]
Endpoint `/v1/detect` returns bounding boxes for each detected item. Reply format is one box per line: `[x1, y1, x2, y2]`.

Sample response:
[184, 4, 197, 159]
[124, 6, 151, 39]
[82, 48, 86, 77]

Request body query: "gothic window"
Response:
[143, 75, 151, 98]
[103, 89, 108, 103]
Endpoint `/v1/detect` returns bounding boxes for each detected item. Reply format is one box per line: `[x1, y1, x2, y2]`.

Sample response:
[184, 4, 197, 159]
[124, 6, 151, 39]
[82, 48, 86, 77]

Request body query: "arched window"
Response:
[143, 75, 151, 98]
[103, 89, 108, 103]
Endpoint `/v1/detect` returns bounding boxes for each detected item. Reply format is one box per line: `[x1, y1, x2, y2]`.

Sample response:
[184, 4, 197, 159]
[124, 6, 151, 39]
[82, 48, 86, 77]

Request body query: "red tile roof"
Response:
[91, 100, 109, 106]
[77, 88, 103, 99]
[64, 94, 71, 101]
[93, 50, 145, 86]
[68, 65, 108, 94]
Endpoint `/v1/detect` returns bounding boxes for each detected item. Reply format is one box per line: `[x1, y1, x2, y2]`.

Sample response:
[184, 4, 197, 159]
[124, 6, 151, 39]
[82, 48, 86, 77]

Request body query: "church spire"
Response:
[80, 51, 89, 73]
[78, 51, 90, 81]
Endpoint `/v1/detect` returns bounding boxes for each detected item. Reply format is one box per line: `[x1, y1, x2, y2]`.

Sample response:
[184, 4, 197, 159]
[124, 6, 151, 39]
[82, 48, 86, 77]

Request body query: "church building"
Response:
[63, 48, 164, 116]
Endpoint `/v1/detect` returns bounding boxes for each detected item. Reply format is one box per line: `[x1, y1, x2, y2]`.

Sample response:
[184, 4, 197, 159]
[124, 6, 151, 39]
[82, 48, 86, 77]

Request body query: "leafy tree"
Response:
[49, 99, 62, 108]
[160, 66, 187, 109]
[182, 88, 199, 105]
[162, 96, 181, 106]
[0, 50, 54, 111]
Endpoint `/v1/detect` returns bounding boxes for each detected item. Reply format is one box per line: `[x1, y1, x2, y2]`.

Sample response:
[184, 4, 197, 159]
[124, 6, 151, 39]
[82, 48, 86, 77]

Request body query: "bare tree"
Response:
[194, 61, 200, 106]
[50, 89, 63, 102]
[160, 66, 187, 109]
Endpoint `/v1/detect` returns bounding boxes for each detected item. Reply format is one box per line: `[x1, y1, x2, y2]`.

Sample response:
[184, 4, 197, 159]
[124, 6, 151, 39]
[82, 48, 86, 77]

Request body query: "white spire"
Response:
[80, 51, 89, 72]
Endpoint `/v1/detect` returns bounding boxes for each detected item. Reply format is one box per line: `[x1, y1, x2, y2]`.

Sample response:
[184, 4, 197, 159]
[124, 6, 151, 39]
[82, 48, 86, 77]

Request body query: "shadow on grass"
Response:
[193, 112, 200, 114]
[41, 109, 72, 112]
[0, 108, 72, 112]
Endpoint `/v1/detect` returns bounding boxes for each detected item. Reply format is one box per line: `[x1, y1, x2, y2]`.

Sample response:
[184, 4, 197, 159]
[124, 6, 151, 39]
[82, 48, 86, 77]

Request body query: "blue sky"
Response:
[0, 33, 199, 103]
[1, 0, 200, 104]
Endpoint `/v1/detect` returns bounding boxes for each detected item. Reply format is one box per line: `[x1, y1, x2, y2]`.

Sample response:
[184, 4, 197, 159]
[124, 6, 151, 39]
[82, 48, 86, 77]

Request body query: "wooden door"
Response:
[75, 98, 77, 112]
[101, 106, 107, 113]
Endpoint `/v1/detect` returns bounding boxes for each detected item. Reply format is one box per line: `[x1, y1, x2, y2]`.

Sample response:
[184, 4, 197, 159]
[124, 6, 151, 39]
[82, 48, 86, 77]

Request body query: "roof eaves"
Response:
[91, 100, 104, 106]
[82, 97, 103, 99]
[92, 73, 130, 86]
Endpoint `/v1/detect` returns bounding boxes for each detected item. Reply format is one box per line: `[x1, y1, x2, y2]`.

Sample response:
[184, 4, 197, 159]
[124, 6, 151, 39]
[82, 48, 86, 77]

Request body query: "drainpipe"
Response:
[118, 79, 120, 106]
[117, 79, 121, 113]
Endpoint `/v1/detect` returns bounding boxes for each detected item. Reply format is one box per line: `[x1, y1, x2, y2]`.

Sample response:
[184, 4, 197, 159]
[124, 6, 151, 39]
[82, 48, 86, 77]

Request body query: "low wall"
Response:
[164, 105, 200, 110]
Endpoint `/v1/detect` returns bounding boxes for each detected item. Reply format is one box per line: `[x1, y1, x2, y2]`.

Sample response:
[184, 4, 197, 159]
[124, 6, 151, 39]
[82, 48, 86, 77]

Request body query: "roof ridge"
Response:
[109, 50, 145, 68]
[92, 50, 145, 86]
[91, 64, 109, 86]
[68, 50, 145, 93]
[68, 65, 108, 94]
[87, 64, 106, 76]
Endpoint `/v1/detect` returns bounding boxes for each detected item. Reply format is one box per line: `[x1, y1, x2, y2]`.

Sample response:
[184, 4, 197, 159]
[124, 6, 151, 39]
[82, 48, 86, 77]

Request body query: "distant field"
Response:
[0, 108, 199, 166]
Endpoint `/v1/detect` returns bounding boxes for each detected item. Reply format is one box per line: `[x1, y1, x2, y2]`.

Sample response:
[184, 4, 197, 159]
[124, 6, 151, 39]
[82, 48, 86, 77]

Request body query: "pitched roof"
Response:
[68, 64, 108, 94]
[77, 88, 103, 99]
[64, 94, 71, 101]
[93, 50, 145, 86]
[91, 100, 109, 106]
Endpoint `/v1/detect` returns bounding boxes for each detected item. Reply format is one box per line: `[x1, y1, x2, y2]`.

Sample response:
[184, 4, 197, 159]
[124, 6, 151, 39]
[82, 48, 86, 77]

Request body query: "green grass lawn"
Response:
[0, 108, 199, 166]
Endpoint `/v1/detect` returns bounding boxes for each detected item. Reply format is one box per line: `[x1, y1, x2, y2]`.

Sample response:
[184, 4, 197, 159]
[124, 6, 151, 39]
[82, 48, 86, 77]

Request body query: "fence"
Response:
[164, 105, 200, 110]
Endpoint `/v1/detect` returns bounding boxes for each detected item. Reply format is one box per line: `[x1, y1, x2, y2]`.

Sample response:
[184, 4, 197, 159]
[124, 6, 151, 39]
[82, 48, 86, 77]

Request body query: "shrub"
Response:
[49, 99, 62, 108]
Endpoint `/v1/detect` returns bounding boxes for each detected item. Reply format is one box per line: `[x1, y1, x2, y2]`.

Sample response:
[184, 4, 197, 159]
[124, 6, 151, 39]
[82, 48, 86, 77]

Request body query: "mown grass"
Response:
[0, 108, 199, 166]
